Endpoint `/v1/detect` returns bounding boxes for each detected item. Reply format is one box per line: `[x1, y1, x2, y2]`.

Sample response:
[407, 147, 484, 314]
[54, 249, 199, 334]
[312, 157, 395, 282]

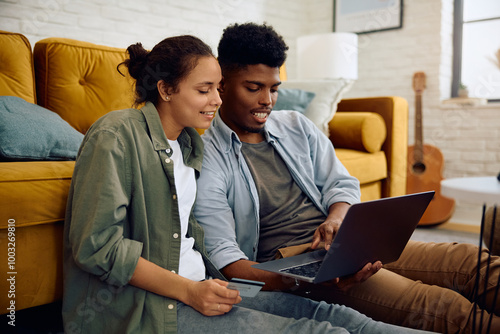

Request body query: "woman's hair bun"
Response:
[123, 43, 149, 80]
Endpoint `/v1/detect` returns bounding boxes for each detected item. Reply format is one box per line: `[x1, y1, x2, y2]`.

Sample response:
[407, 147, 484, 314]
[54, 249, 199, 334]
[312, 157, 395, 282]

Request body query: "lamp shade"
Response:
[297, 32, 358, 80]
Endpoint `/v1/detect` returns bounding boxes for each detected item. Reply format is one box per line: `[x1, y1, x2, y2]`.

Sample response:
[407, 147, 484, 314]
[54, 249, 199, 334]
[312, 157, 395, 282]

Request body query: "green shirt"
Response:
[62, 102, 224, 334]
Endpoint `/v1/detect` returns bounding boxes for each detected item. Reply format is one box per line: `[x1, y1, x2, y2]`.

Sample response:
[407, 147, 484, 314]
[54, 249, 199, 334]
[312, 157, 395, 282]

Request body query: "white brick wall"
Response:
[0, 0, 332, 75]
[1, 0, 497, 225]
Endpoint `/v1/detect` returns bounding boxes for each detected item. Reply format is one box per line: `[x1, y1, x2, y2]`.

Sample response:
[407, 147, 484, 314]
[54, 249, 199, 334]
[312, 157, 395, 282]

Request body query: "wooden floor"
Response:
[411, 221, 480, 245]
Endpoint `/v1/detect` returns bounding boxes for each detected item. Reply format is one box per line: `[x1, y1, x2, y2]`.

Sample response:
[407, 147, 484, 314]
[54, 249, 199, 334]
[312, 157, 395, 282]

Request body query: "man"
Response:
[194, 22, 500, 333]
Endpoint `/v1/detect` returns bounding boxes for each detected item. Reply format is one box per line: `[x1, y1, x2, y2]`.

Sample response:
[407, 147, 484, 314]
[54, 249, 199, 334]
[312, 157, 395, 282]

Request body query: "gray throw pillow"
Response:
[0, 96, 84, 161]
[273, 88, 316, 114]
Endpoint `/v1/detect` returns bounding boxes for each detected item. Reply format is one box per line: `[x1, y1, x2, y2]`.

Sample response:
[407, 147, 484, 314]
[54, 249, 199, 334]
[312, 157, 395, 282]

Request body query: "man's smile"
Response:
[251, 108, 271, 122]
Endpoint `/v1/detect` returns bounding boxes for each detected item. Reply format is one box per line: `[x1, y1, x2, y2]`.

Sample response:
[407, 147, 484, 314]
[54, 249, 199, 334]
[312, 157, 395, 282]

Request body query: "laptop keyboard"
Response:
[280, 261, 323, 278]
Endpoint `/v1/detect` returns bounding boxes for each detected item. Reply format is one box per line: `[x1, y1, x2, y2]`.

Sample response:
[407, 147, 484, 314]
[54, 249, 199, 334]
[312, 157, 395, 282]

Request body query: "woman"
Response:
[62, 35, 431, 334]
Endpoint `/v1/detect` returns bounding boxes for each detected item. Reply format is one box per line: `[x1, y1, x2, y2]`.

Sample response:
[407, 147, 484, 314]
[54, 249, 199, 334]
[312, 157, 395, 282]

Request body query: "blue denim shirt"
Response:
[194, 110, 360, 270]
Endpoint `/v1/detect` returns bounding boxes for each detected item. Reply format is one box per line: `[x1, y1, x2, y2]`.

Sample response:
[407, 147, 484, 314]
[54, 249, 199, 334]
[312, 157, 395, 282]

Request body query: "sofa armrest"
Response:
[334, 96, 408, 198]
[0, 30, 36, 104]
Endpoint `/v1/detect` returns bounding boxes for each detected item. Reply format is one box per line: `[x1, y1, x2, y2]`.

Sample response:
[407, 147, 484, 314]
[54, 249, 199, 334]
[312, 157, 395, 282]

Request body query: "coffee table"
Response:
[441, 176, 500, 206]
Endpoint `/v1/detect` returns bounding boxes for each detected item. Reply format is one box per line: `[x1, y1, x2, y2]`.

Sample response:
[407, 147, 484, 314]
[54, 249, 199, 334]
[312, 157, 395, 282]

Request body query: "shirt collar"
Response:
[141, 101, 169, 151]
[211, 111, 287, 152]
[140, 102, 203, 171]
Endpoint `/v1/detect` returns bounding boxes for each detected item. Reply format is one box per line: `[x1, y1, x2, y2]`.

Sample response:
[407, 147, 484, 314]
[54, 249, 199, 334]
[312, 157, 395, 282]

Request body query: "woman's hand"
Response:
[185, 279, 242, 316]
[129, 258, 241, 317]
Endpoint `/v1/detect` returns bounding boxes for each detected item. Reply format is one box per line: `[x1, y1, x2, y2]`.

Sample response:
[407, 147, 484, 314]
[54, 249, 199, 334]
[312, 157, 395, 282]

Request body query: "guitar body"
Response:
[408, 72, 455, 226]
[407, 144, 455, 225]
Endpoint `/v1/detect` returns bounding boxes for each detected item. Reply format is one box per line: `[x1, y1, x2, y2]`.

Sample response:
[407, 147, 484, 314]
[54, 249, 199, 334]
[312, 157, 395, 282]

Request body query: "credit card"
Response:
[227, 278, 265, 297]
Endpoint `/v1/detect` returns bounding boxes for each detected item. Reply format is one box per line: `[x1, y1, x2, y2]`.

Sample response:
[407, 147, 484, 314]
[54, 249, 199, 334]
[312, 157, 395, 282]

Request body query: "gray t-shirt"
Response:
[241, 141, 326, 262]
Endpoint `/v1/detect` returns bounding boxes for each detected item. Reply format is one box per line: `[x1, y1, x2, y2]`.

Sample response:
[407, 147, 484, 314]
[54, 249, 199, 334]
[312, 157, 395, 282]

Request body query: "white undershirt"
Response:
[167, 139, 205, 281]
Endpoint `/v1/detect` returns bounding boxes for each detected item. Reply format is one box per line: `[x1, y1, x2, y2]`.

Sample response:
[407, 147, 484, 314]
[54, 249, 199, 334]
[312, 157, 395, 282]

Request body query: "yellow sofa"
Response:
[0, 30, 408, 317]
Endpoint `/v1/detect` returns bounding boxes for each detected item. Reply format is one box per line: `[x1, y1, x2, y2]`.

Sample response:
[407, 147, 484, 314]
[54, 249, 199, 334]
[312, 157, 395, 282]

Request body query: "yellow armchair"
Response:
[334, 96, 408, 200]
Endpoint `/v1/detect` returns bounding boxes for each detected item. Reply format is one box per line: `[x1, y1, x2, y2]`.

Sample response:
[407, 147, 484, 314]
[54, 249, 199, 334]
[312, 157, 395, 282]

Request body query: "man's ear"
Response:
[218, 77, 225, 95]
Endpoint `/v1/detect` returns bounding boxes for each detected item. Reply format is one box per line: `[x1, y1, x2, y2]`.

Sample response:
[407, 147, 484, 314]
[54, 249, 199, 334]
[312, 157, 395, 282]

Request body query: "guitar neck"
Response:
[414, 93, 423, 162]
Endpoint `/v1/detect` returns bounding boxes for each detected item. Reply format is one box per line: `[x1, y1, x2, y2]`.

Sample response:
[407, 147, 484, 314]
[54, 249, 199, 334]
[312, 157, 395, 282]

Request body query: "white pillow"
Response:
[280, 79, 354, 137]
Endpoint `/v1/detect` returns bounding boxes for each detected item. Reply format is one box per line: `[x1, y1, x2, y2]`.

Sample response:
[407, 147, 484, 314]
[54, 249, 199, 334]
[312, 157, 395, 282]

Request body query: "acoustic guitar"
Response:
[407, 72, 455, 226]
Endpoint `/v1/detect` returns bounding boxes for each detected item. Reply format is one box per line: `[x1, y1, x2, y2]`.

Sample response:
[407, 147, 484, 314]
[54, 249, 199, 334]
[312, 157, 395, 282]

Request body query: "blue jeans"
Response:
[178, 291, 433, 333]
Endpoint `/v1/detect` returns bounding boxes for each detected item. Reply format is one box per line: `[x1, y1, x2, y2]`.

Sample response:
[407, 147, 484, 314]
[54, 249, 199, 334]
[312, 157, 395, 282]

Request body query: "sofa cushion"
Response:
[0, 31, 36, 104]
[274, 88, 316, 114]
[34, 38, 135, 134]
[0, 161, 74, 228]
[359, 181, 382, 202]
[0, 96, 83, 161]
[336, 148, 387, 184]
[329, 112, 387, 153]
[280, 79, 354, 136]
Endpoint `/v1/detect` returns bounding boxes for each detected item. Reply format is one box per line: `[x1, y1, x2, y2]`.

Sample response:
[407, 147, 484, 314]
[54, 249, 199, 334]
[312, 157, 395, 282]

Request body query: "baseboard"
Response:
[437, 222, 480, 234]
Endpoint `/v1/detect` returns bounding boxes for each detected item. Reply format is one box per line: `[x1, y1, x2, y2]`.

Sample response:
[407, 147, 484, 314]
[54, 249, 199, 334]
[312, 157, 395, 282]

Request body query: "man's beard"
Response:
[241, 124, 265, 134]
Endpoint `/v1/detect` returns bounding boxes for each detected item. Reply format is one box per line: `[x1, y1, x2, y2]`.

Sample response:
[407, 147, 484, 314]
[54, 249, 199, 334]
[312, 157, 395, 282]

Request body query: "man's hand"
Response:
[185, 279, 242, 316]
[311, 219, 341, 250]
[311, 202, 351, 250]
[324, 261, 382, 292]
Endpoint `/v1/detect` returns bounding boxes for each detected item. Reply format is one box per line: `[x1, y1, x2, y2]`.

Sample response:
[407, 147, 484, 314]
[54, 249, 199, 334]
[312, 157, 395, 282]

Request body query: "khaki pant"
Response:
[291, 241, 500, 333]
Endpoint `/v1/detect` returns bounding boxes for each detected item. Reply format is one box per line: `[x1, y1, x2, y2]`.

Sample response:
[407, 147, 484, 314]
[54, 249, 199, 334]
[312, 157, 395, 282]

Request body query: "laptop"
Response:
[252, 191, 435, 284]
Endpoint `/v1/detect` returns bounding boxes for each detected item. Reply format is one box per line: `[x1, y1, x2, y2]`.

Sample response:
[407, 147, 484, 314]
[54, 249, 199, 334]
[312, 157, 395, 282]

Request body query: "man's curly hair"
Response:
[217, 22, 289, 73]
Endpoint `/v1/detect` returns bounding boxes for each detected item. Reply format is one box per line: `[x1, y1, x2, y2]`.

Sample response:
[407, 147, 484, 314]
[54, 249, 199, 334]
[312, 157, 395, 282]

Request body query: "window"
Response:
[452, 0, 500, 101]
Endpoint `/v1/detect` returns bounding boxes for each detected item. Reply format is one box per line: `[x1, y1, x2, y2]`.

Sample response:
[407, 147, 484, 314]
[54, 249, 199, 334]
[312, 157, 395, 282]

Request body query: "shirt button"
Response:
[166, 148, 171, 154]
[173, 194, 177, 200]
[165, 158, 171, 163]
[173, 233, 179, 239]
[168, 304, 174, 310]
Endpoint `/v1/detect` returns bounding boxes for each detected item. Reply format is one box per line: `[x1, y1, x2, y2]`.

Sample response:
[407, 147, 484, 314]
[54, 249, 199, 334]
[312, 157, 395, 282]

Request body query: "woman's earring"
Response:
[163, 95, 170, 102]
